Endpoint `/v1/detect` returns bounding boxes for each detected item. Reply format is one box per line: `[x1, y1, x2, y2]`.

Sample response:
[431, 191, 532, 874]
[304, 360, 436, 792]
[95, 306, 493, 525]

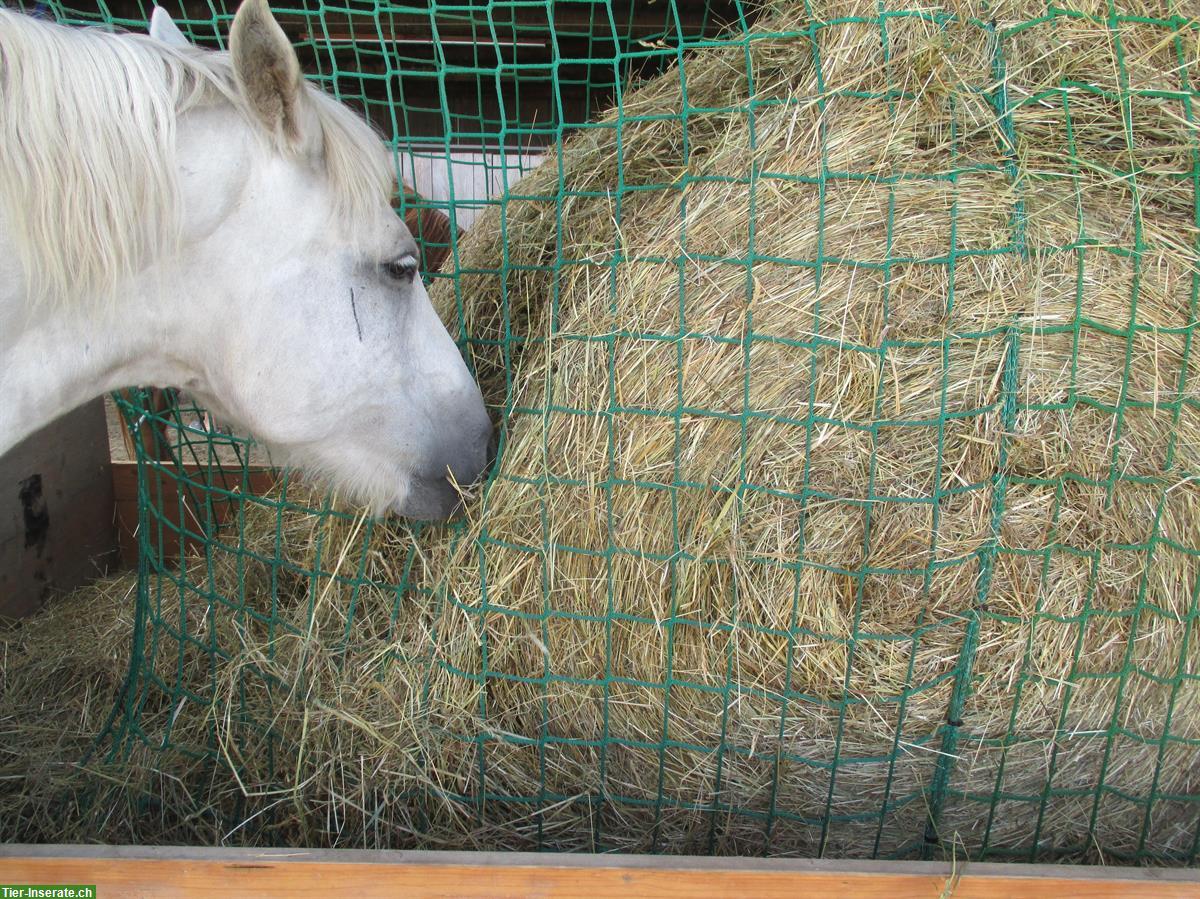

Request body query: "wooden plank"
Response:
[0, 400, 117, 618]
[0, 845, 1197, 898]
[111, 462, 278, 565]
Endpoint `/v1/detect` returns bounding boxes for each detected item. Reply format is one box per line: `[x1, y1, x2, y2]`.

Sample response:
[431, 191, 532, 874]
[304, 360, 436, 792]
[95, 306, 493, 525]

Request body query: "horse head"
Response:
[0, 0, 493, 520]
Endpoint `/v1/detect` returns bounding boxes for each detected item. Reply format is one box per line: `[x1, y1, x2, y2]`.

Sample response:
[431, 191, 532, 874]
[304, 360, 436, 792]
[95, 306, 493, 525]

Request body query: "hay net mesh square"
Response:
[14, 0, 1200, 863]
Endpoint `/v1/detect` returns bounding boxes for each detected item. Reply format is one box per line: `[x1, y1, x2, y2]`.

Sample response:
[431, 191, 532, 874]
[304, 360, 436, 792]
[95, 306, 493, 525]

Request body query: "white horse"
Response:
[0, 0, 492, 520]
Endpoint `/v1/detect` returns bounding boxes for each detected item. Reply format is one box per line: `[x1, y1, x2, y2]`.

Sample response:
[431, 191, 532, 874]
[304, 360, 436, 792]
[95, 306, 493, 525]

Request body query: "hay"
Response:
[0, 572, 225, 844]
[4, 0, 1200, 860]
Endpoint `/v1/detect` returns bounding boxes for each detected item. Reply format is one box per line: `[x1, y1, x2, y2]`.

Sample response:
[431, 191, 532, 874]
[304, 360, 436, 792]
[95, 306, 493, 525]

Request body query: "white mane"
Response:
[0, 8, 392, 304]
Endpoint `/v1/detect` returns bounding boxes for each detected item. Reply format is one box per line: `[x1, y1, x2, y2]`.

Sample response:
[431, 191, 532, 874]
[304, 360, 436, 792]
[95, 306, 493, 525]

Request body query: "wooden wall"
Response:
[99, 0, 744, 146]
[0, 400, 118, 618]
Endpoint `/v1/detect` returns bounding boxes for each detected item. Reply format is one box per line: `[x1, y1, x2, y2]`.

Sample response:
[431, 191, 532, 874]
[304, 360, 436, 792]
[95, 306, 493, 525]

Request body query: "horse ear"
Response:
[149, 7, 190, 47]
[229, 0, 305, 145]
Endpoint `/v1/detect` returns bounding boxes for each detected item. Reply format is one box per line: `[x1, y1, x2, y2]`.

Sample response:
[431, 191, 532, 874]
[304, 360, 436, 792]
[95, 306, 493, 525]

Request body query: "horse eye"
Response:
[383, 257, 418, 284]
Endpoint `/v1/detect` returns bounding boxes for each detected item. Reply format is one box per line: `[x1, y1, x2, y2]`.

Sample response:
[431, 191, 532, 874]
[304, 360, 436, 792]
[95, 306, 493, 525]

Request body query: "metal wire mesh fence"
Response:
[21, 0, 1200, 863]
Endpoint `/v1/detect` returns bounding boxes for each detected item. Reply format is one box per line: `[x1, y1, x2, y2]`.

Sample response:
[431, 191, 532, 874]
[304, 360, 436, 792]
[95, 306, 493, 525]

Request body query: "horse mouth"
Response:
[396, 452, 490, 521]
[394, 473, 465, 522]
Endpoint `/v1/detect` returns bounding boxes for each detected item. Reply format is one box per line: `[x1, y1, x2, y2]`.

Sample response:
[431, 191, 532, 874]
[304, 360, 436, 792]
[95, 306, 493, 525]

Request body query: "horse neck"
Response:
[0, 270, 202, 456]
[0, 106, 253, 457]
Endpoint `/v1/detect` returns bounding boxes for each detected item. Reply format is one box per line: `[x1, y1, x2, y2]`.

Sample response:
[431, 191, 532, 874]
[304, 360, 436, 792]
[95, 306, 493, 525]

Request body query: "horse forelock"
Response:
[0, 8, 393, 306]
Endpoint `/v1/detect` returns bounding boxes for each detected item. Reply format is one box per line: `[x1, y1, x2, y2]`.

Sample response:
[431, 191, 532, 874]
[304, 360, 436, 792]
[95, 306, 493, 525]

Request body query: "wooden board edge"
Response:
[0, 845, 1196, 898]
[108, 459, 278, 478]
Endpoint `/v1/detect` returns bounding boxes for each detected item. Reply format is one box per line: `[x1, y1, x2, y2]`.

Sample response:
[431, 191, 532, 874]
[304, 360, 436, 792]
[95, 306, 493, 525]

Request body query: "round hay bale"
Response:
[419, 0, 1200, 858]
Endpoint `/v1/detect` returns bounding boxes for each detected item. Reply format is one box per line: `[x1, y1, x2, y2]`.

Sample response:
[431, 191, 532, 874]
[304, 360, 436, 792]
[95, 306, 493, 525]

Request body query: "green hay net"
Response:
[25, 0, 1200, 863]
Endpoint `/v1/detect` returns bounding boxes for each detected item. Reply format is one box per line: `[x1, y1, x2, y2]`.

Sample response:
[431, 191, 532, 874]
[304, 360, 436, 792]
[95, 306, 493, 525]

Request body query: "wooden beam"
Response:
[0, 845, 1197, 898]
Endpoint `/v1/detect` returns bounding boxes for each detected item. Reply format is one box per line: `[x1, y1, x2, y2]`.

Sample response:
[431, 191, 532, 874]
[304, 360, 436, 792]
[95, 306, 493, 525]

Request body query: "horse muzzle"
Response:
[395, 410, 494, 521]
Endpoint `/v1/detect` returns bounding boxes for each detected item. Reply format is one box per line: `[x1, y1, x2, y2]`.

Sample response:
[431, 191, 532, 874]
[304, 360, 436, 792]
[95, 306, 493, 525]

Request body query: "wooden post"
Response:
[112, 387, 177, 462]
[0, 399, 118, 618]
